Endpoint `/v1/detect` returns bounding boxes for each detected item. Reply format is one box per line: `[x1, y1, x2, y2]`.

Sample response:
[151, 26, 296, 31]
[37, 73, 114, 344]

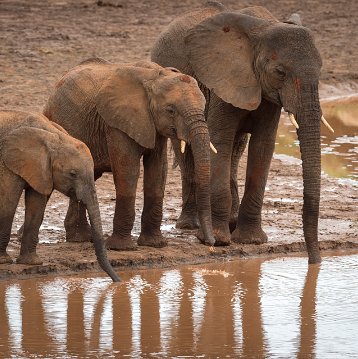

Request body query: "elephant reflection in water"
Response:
[0, 283, 53, 357]
[0, 285, 11, 357]
[0, 263, 320, 357]
[298, 264, 320, 359]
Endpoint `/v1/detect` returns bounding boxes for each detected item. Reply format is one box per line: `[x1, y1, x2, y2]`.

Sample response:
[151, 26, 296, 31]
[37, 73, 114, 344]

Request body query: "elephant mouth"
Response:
[283, 110, 334, 133]
[179, 138, 217, 155]
[66, 187, 77, 199]
[168, 126, 177, 138]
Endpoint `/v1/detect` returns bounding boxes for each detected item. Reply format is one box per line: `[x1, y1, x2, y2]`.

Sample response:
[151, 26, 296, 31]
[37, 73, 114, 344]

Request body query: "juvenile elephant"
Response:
[151, 2, 334, 263]
[44, 58, 216, 250]
[0, 111, 120, 282]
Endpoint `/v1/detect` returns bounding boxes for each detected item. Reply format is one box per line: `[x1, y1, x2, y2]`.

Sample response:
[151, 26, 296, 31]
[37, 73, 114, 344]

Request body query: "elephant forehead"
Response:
[266, 26, 320, 58]
[65, 135, 92, 158]
[167, 84, 205, 106]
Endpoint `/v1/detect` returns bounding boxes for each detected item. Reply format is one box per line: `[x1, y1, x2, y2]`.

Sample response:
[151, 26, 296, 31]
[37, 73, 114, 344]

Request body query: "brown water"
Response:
[1, 254, 358, 358]
[276, 95, 358, 181]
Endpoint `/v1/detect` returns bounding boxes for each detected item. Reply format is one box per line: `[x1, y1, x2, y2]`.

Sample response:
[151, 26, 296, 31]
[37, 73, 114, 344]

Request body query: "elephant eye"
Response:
[70, 170, 77, 178]
[165, 104, 176, 116]
[275, 67, 286, 79]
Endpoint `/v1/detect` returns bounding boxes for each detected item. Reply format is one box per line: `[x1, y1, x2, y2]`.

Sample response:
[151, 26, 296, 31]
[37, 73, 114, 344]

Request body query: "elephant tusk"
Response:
[288, 112, 299, 129]
[321, 115, 334, 133]
[180, 140, 186, 153]
[210, 142, 218, 154]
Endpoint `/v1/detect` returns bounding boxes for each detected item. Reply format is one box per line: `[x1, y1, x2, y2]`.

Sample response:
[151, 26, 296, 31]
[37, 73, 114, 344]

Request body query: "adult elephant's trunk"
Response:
[296, 86, 322, 264]
[187, 115, 216, 246]
[82, 190, 121, 281]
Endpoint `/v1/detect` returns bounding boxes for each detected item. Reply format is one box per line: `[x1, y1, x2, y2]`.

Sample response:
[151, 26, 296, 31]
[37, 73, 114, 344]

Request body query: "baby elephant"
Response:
[0, 111, 120, 282]
[44, 58, 216, 250]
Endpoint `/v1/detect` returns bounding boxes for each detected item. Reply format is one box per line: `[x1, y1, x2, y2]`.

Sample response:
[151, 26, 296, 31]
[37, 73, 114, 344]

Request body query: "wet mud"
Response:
[0, 0, 357, 280]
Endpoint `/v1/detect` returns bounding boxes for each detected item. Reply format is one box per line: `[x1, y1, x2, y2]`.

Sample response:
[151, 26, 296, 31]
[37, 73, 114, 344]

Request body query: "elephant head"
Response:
[183, 6, 330, 262]
[2, 121, 120, 281]
[94, 62, 216, 245]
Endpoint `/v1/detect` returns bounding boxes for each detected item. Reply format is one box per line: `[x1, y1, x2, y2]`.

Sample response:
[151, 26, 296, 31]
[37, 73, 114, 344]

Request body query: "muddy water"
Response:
[1, 254, 358, 358]
[276, 95, 358, 180]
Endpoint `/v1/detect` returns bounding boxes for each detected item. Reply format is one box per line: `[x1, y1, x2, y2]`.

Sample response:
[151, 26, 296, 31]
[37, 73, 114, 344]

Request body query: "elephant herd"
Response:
[0, 2, 333, 281]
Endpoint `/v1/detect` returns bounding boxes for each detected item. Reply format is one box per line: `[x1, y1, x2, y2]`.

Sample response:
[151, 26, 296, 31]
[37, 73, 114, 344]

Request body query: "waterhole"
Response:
[1, 253, 357, 358]
[276, 94, 358, 181]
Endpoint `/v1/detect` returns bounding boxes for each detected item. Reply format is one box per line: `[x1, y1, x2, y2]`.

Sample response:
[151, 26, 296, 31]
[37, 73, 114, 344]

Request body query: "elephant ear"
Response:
[2, 127, 57, 195]
[96, 66, 157, 149]
[284, 13, 302, 26]
[185, 12, 271, 110]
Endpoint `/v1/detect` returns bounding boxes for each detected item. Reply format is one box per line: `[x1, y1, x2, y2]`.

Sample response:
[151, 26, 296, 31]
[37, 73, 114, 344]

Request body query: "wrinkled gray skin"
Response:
[0, 111, 120, 282]
[151, 1, 323, 263]
[44, 58, 215, 251]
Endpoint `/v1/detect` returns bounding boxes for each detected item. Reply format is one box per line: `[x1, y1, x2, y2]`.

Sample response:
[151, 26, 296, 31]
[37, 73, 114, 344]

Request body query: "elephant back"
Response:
[0, 111, 64, 140]
[151, 1, 225, 75]
[44, 60, 115, 138]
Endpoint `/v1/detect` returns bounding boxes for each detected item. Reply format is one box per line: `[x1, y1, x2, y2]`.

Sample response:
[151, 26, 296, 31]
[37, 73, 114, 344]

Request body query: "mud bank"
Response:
[1, 238, 358, 281]
[1, 147, 357, 281]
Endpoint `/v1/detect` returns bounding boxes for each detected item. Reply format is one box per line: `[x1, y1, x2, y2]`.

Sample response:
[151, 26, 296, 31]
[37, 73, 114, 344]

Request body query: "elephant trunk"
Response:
[188, 115, 216, 246]
[82, 189, 121, 281]
[296, 85, 322, 264]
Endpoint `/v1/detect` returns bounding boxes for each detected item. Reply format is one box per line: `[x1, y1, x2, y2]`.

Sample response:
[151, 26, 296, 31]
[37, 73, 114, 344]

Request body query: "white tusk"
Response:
[288, 112, 299, 129]
[210, 142, 217, 154]
[321, 115, 334, 133]
[180, 140, 186, 153]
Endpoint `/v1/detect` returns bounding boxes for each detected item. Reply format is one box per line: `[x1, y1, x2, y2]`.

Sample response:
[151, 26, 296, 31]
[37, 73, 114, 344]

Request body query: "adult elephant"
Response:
[151, 1, 333, 263]
[44, 58, 216, 250]
[0, 111, 119, 282]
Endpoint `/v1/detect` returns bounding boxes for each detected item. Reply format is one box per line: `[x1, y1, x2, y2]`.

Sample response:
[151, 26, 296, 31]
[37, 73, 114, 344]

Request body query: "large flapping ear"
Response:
[2, 127, 58, 195]
[96, 66, 157, 149]
[185, 11, 272, 110]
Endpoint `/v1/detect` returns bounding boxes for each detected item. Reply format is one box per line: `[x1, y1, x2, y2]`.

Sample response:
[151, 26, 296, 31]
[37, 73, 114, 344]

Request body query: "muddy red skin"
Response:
[0, 111, 120, 282]
[152, 2, 324, 263]
[44, 59, 215, 250]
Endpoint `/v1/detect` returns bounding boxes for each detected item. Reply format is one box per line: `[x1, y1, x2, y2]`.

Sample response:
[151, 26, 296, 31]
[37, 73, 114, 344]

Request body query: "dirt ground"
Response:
[0, 0, 357, 280]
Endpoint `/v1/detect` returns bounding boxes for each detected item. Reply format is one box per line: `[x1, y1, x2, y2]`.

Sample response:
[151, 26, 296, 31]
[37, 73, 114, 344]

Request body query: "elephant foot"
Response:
[66, 224, 93, 243]
[138, 233, 168, 248]
[16, 252, 43, 265]
[176, 211, 200, 230]
[106, 235, 137, 251]
[231, 225, 268, 244]
[196, 227, 231, 246]
[0, 252, 13, 264]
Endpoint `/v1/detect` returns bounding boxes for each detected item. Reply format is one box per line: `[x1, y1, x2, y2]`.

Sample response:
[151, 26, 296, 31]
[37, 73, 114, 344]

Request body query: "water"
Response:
[1, 253, 358, 358]
[275, 94, 358, 181]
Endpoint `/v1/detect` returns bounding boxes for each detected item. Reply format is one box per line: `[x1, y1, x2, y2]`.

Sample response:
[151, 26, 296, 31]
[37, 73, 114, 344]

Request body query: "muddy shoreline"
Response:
[2, 150, 357, 280]
[0, 0, 357, 280]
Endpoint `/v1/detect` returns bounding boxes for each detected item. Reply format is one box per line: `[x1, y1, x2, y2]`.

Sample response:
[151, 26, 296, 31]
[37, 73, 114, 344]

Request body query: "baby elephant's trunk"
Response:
[83, 192, 121, 282]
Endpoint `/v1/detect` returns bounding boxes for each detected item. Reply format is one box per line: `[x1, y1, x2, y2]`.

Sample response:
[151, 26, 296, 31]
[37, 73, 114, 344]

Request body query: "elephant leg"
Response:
[230, 132, 249, 232]
[64, 199, 92, 242]
[0, 214, 14, 264]
[106, 130, 141, 251]
[231, 102, 281, 244]
[171, 138, 200, 230]
[17, 188, 48, 265]
[0, 182, 23, 264]
[138, 137, 168, 248]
